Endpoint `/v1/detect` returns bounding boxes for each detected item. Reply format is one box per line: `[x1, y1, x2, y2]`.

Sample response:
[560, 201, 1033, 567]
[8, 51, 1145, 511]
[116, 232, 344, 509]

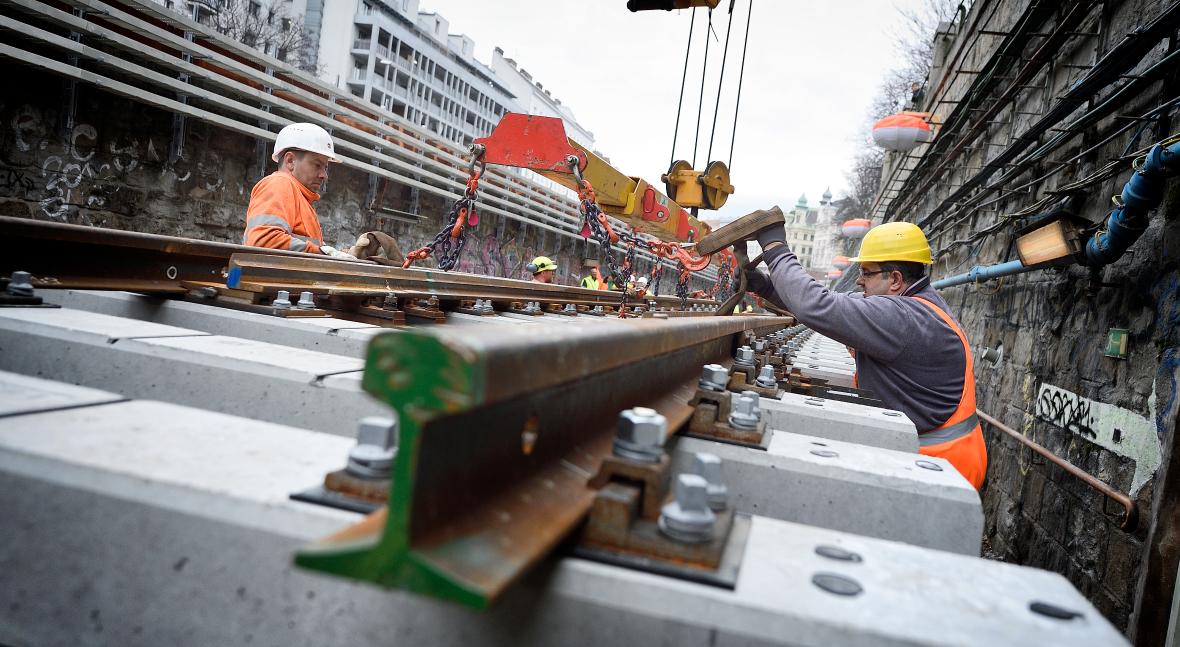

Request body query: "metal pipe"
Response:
[932, 260, 1027, 289]
[1084, 140, 1180, 266]
[976, 408, 1137, 531]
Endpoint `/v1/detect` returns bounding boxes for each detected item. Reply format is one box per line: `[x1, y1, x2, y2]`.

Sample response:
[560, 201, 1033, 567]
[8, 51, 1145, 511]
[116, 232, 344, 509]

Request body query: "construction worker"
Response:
[580, 259, 607, 289]
[528, 256, 558, 283]
[698, 209, 987, 490]
[243, 123, 356, 259]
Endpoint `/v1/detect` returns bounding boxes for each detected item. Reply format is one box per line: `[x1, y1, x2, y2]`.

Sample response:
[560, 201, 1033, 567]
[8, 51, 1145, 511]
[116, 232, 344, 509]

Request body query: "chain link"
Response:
[403, 152, 484, 271]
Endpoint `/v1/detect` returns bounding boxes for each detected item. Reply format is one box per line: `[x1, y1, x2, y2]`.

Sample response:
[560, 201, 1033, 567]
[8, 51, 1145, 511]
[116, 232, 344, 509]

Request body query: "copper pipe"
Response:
[977, 409, 1138, 531]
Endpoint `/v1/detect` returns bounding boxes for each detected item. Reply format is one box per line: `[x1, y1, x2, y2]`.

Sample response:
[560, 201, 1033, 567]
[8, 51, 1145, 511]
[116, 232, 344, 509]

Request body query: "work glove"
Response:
[349, 231, 405, 265]
[745, 267, 789, 312]
[755, 221, 787, 251]
[320, 245, 357, 260]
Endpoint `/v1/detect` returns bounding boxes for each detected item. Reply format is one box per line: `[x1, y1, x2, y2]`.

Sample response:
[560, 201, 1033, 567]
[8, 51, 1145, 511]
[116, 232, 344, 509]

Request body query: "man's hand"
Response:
[745, 267, 789, 311]
[320, 245, 358, 260]
[755, 221, 787, 251]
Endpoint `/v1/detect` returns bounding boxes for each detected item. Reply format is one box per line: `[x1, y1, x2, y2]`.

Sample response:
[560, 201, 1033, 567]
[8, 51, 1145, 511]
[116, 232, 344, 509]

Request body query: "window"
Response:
[248, 1, 260, 16]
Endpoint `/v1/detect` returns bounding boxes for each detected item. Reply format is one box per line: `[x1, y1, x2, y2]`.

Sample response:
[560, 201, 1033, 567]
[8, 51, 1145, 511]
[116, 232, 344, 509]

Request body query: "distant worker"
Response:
[698, 209, 987, 490]
[243, 123, 355, 259]
[580, 259, 607, 290]
[528, 256, 558, 283]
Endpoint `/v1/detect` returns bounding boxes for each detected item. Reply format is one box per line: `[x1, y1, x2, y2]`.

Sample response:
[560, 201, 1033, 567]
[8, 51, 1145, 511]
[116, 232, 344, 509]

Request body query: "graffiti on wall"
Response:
[1035, 382, 1161, 493]
[4, 103, 223, 222]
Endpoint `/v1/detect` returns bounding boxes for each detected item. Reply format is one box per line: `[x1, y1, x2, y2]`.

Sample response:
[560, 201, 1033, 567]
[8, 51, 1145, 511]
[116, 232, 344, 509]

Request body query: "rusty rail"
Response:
[295, 315, 785, 608]
[0, 217, 721, 309]
[976, 408, 1138, 531]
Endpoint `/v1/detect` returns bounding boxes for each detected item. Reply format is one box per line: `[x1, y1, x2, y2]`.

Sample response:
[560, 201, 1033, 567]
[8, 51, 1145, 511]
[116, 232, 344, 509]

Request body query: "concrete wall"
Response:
[888, 0, 1180, 638]
[0, 64, 702, 292]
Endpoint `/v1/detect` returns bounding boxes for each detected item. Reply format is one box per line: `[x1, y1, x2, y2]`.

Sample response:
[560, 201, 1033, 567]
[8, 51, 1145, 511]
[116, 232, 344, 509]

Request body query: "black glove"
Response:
[745, 268, 789, 311]
[755, 222, 787, 250]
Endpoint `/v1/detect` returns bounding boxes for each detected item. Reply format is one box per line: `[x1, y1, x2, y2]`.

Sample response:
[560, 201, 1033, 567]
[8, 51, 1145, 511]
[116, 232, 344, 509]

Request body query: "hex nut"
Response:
[755, 365, 779, 389]
[692, 453, 728, 511]
[296, 291, 317, 309]
[613, 407, 667, 463]
[658, 473, 716, 543]
[728, 391, 761, 430]
[6, 271, 34, 297]
[347, 416, 398, 478]
[734, 345, 755, 366]
[273, 290, 293, 310]
[698, 364, 729, 391]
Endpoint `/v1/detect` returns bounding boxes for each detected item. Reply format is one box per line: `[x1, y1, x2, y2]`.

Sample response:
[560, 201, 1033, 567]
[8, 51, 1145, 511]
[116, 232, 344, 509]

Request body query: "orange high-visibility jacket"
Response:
[909, 296, 988, 490]
[243, 172, 324, 254]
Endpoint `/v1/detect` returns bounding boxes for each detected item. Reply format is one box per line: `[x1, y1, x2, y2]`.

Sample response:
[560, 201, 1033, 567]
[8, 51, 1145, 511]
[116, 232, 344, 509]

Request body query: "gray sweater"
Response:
[757, 245, 968, 433]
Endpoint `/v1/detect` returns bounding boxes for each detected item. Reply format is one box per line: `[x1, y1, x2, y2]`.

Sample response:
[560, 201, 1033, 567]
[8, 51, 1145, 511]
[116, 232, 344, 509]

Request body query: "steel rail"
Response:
[295, 314, 786, 608]
[976, 408, 1137, 530]
[225, 252, 721, 310]
[0, 217, 724, 309]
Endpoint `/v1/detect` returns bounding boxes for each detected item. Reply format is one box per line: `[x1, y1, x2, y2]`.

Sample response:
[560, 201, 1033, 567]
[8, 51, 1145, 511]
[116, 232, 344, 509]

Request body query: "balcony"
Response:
[352, 38, 371, 51]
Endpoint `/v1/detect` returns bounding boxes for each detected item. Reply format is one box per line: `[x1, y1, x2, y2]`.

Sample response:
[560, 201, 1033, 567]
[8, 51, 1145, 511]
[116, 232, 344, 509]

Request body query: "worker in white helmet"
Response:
[243, 123, 355, 259]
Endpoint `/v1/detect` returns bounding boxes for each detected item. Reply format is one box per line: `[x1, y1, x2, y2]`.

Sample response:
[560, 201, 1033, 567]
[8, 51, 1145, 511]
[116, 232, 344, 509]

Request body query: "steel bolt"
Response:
[698, 364, 729, 391]
[728, 390, 761, 429]
[613, 407, 667, 463]
[273, 290, 293, 310]
[6, 271, 34, 297]
[296, 291, 317, 309]
[564, 303, 577, 314]
[754, 339, 767, 352]
[632, 305, 643, 313]
[734, 345, 755, 367]
[692, 453, 728, 511]
[658, 473, 716, 543]
[755, 365, 778, 389]
[347, 416, 398, 479]
[592, 305, 605, 315]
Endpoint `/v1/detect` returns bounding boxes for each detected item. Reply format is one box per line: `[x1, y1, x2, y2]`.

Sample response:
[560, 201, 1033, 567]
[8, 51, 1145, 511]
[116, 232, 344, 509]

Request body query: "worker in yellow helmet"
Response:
[698, 209, 987, 490]
[528, 256, 558, 283]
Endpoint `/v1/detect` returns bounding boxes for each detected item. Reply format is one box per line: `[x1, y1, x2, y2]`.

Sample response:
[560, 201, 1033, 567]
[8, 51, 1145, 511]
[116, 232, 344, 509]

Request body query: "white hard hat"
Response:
[272, 123, 341, 163]
[637, 276, 649, 286]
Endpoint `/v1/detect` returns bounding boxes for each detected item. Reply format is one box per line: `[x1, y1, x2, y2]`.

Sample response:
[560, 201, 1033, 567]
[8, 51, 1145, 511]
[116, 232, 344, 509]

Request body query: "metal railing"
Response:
[976, 408, 1137, 530]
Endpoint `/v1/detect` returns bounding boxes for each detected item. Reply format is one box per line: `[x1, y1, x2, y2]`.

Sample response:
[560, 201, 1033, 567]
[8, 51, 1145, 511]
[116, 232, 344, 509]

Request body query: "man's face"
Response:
[856, 262, 899, 296]
[534, 270, 555, 284]
[284, 151, 330, 191]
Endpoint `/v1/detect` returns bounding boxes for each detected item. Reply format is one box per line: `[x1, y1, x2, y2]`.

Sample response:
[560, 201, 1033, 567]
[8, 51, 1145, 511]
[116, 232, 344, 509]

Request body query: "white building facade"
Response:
[313, 0, 517, 146]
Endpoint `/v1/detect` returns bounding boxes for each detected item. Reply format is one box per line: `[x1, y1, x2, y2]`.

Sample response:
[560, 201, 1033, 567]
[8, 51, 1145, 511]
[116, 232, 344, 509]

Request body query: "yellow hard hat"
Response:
[528, 256, 558, 273]
[849, 222, 933, 265]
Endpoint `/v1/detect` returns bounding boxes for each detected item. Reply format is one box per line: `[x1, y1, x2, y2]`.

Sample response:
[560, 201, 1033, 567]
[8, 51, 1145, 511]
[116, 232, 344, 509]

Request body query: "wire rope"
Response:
[728, 0, 753, 169]
[691, 8, 714, 168]
[668, 8, 697, 169]
[705, 0, 736, 163]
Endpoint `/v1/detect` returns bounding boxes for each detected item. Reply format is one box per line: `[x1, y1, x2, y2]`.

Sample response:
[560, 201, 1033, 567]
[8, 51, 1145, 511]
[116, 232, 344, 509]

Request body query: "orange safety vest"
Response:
[243, 172, 325, 254]
[910, 296, 988, 491]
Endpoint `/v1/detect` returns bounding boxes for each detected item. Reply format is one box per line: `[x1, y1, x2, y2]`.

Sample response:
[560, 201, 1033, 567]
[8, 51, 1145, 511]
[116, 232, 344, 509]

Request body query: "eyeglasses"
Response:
[858, 269, 890, 279]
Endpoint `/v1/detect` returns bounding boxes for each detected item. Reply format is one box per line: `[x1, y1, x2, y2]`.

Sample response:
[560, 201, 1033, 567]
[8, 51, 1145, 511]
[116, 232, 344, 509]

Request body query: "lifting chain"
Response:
[707, 254, 733, 301]
[403, 146, 486, 271]
[649, 262, 666, 297]
[569, 155, 625, 286]
[675, 263, 691, 310]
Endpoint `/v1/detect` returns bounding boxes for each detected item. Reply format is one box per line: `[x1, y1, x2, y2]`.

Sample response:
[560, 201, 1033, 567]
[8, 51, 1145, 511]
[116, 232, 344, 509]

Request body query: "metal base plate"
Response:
[572, 513, 751, 589]
[683, 424, 772, 451]
[290, 485, 382, 514]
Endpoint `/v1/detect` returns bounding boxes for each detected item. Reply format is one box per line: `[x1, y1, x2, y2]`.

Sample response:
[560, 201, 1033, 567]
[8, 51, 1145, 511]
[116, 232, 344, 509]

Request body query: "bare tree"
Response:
[836, 0, 967, 217]
[204, 0, 319, 73]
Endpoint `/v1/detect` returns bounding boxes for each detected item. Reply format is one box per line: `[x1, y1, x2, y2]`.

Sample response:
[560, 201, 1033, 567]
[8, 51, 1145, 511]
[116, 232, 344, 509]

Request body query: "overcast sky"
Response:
[425, 0, 924, 224]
